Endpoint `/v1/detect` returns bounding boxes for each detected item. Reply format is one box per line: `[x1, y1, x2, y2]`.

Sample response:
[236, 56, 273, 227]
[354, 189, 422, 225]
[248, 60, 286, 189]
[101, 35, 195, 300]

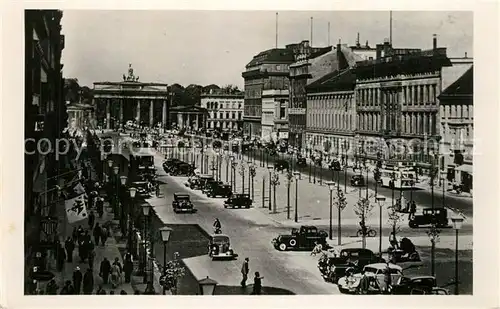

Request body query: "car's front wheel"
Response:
[278, 243, 287, 251]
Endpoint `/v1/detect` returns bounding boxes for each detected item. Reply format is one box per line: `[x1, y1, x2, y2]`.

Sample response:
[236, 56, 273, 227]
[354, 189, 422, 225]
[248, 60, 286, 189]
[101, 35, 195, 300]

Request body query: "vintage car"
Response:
[296, 156, 307, 167]
[388, 237, 421, 263]
[338, 263, 403, 294]
[131, 181, 152, 198]
[408, 207, 449, 228]
[162, 158, 182, 173]
[171, 162, 195, 176]
[329, 160, 342, 171]
[391, 276, 448, 295]
[198, 175, 216, 192]
[208, 234, 238, 260]
[224, 194, 252, 209]
[172, 193, 197, 213]
[274, 159, 289, 172]
[350, 175, 365, 187]
[206, 182, 233, 198]
[272, 225, 328, 251]
[318, 248, 384, 283]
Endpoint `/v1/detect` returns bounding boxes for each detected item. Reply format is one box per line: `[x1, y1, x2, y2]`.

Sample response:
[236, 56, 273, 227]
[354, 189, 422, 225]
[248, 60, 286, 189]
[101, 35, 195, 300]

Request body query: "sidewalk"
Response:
[42, 159, 135, 295]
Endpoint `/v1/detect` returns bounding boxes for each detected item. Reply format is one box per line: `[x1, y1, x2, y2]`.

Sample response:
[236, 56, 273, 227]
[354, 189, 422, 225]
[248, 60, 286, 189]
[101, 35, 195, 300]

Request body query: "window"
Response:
[220, 103, 224, 109]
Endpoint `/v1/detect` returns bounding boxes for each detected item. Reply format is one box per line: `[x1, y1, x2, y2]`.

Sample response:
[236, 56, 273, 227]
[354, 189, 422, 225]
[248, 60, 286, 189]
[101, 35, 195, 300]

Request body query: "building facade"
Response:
[305, 69, 357, 164]
[169, 105, 208, 132]
[261, 89, 289, 141]
[200, 91, 244, 132]
[354, 37, 452, 171]
[67, 102, 94, 130]
[94, 64, 170, 129]
[439, 66, 473, 193]
[24, 9, 67, 291]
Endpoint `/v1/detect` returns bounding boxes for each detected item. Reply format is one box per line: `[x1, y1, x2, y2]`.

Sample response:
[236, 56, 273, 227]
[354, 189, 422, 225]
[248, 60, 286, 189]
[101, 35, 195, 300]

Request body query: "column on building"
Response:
[187, 113, 191, 129]
[162, 100, 167, 128]
[177, 113, 183, 128]
[136, 100, 141, 123]
[119, 99, 124, 125]
[195, 114, 199, 130]
[149, 100, 154, 127]
[106, 99, 111, 129]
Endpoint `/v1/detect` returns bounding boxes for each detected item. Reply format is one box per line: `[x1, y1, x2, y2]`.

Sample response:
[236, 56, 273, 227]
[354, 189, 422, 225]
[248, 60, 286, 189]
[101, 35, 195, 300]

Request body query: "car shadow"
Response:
[214, 285, 295, 295]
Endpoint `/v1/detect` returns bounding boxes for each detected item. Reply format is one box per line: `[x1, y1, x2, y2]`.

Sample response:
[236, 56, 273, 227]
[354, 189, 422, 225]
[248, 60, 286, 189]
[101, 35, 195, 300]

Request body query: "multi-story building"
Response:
[261, 89, 289, 141]
[242, 41, 328, 140]
[354, 36, 453, 171]
[24, 9, 66, 290]
[200, 89, 244, 132]
[439, 66, 473, 193]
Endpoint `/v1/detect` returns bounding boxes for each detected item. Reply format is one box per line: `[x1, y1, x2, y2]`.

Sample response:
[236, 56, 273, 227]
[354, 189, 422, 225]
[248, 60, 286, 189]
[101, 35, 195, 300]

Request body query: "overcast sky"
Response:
[60, 10, 472, 88]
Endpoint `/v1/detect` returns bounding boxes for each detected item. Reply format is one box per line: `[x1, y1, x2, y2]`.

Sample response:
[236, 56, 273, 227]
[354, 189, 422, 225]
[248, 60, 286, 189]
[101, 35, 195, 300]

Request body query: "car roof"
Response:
[365, 263, 402, 270]
[174, 193, 189, 196]
[411, 276, 436, 280]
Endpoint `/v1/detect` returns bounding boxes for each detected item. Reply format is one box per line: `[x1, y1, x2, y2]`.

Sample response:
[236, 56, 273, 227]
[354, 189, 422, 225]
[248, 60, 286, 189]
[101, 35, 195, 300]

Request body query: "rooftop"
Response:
[440, 66, 473, 97]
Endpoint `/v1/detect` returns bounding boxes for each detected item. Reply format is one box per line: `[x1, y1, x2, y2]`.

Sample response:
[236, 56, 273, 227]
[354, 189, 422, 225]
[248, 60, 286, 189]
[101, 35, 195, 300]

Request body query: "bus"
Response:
[379, 166, 417, 189]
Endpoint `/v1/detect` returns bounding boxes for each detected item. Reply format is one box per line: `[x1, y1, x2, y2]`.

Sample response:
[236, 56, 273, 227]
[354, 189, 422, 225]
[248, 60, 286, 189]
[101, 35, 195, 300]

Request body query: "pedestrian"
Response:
[99, 257, 112, 285]
[78, 238, 86, 262]
[88, 211, 95, 230]
[72, 227, 78, 242]
[155, 181, 160, 197]
[64, 237, 75, 263]
[384, 263, 392, 294]
[84, 229, 91, 242]
[110, 261, 122, 289]
[101, 226, 109, 246]
[77, 225, 85, 243]
[357, 270, 369, 295]
[250, 272, 263, 295]
[45, 279, 59, 295]
[96, 197, 104, 218]
[83, 268, 94, 295]
[56, 241, 66, 272]
[96, 285, 107, 295]
[123, 252, 133, 283]
[71, 266, 82, 294]
[93, 223, 102, 246]
[88, 245, 96, 270]
[240, 257, 249, 288]
[60, 280, 75, 295]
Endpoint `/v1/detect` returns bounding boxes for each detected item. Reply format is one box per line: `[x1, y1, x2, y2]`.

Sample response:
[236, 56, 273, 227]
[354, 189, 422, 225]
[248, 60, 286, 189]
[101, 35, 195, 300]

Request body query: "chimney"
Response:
[464, 52, 468, 58]
[356, 32, 360, 47]
[433, 34, 437, 50]
[337, 39, 342, 57]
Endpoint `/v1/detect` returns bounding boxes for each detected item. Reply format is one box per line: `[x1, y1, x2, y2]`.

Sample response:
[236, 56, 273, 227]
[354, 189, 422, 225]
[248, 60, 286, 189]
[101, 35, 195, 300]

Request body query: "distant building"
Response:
[261, 89, 289, 142]
[353, 35, 453, 171]
[439, 66, 473, 193]
[200, 89, 244, 132]
[242, 41, 329, 140]
[349, 33, 377, 61]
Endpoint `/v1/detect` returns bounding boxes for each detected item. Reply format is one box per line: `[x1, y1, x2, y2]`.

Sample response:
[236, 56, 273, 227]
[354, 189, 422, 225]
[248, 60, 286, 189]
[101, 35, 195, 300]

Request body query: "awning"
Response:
[455, 164, 473, 174]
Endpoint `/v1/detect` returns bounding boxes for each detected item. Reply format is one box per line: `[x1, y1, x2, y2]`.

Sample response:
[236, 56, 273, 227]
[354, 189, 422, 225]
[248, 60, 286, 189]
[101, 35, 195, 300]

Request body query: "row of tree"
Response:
[63, 78, 241, 108]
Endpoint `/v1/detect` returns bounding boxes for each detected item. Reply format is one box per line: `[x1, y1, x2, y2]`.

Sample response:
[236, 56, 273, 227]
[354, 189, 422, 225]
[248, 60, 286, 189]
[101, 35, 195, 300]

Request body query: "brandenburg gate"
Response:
[93, 64, 170, 129]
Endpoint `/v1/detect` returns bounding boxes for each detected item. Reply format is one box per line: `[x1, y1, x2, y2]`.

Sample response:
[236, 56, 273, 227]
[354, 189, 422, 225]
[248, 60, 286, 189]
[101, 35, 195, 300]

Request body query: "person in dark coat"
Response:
[88, 245, 96, 270]
[123, 252, 133, 283]
[96, 197, 104, 218]
[45, 279, 59, 295]
[240, 257, 249, 288]
[100, 226, 109, 246]
[88, 211, 96, 230]
[251, 272, 263, 295]
[77, 225, 85, 243]
[99, 257, 112, 284]
[60, 280, 75, 295]
[83, 268, 94, 295]
[56, 242, 67, 272]
[93, 223, 102, 248]
[65, 237, 75, 262]
[72, 266, 83, 294]
[72, 227, 79, 243]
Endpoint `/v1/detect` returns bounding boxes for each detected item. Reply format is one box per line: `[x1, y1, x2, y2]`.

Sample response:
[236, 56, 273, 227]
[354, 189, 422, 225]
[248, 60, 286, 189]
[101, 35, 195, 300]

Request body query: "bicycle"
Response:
[356, 228, 377, 237]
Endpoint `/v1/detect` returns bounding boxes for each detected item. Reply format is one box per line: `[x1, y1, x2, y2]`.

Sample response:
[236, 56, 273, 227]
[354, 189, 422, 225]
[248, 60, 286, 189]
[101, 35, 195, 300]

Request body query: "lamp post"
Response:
[119, 175, 128, 236]
[270, 170, 280, 214]
[267, 166, 273, 210]
[231, 159, 237, 191]
[262, 173, 267, 208]
[326, 181, 336, 240]
[159, 226, 173, 295]
[141, 204, 152, 284]
[451, 217, 464, 295]
[113, 166, 120, 220]
[440, 170, 447, 207]
[107, 159, 113, 184]
[249, 163, 256, 200]
[239, 162, 245, 194]
[128, 187, 137, 253]
[293, 171, 300, 222]
[225, 154, 229, 183]
[376, 195, 386, 257]
[198, 276, 218, 295]
[285, 170, 294, 220]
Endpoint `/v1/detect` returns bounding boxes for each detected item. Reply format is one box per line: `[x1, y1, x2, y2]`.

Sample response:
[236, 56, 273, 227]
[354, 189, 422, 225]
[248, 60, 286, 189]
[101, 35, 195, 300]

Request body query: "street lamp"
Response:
[198, 276, 218, 295]
[249, 162, 256, 200]
[440, 170, 447, 208]
[141, 204, 152, 284]
[285, 171, 294, 220]
[451, 216, 464, 295]
[239, 162, 246, 194]
[376, 195, 386, 257]
[270, 170, 280, 214]
[119, 175, 128, 236]
[262, 173, 267, 208]
[113, 166, 120, 220]
[326, 181, 336, 240]
[159, 226, 173, 295]
[128, 187, 137, 253]
[267, 166, 273, 211]
[293, 171, 300, 222]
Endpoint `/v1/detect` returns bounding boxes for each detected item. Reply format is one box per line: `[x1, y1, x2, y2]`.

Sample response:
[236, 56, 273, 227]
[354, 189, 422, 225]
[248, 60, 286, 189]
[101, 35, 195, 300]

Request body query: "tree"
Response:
[353, 197, 375, 248]
[64, 78, 80, 103]
[334, 188, 348, 245]
[387, 203, 403, 238]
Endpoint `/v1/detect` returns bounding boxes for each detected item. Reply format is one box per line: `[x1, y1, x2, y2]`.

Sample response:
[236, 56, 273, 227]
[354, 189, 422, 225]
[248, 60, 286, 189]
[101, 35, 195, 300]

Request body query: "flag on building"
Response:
[65, 193, 88, 224]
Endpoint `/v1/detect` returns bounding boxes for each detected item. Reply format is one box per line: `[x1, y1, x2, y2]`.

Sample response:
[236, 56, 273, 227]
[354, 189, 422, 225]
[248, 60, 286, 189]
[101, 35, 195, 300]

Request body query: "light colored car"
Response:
[338, 263, 403, 294]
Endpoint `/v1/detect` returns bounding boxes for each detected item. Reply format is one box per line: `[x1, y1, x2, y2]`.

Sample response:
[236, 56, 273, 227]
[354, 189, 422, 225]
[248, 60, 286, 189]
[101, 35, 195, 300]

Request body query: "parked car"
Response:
[274, 159, 289, 172]
[224, 194, 252, 209]
[272, 225, 328, 251]
[162, 158, 182, 173]
[391, 276, 448, 295]
[338, 263, 403, 294]
[208, 234, 238, 260]
[172, 193, 197, 213]
[171, 162, 195, 176]
[206, 182, 232, 198]
[329, 160, 342, 171]
[131, 181, 152, 198]
[388, 237, 421, 263]
[408, 207, 449, 228]
[318, 248, 384, 283]
[198, 174, 216, 192]
[350, 175, 365, 187]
